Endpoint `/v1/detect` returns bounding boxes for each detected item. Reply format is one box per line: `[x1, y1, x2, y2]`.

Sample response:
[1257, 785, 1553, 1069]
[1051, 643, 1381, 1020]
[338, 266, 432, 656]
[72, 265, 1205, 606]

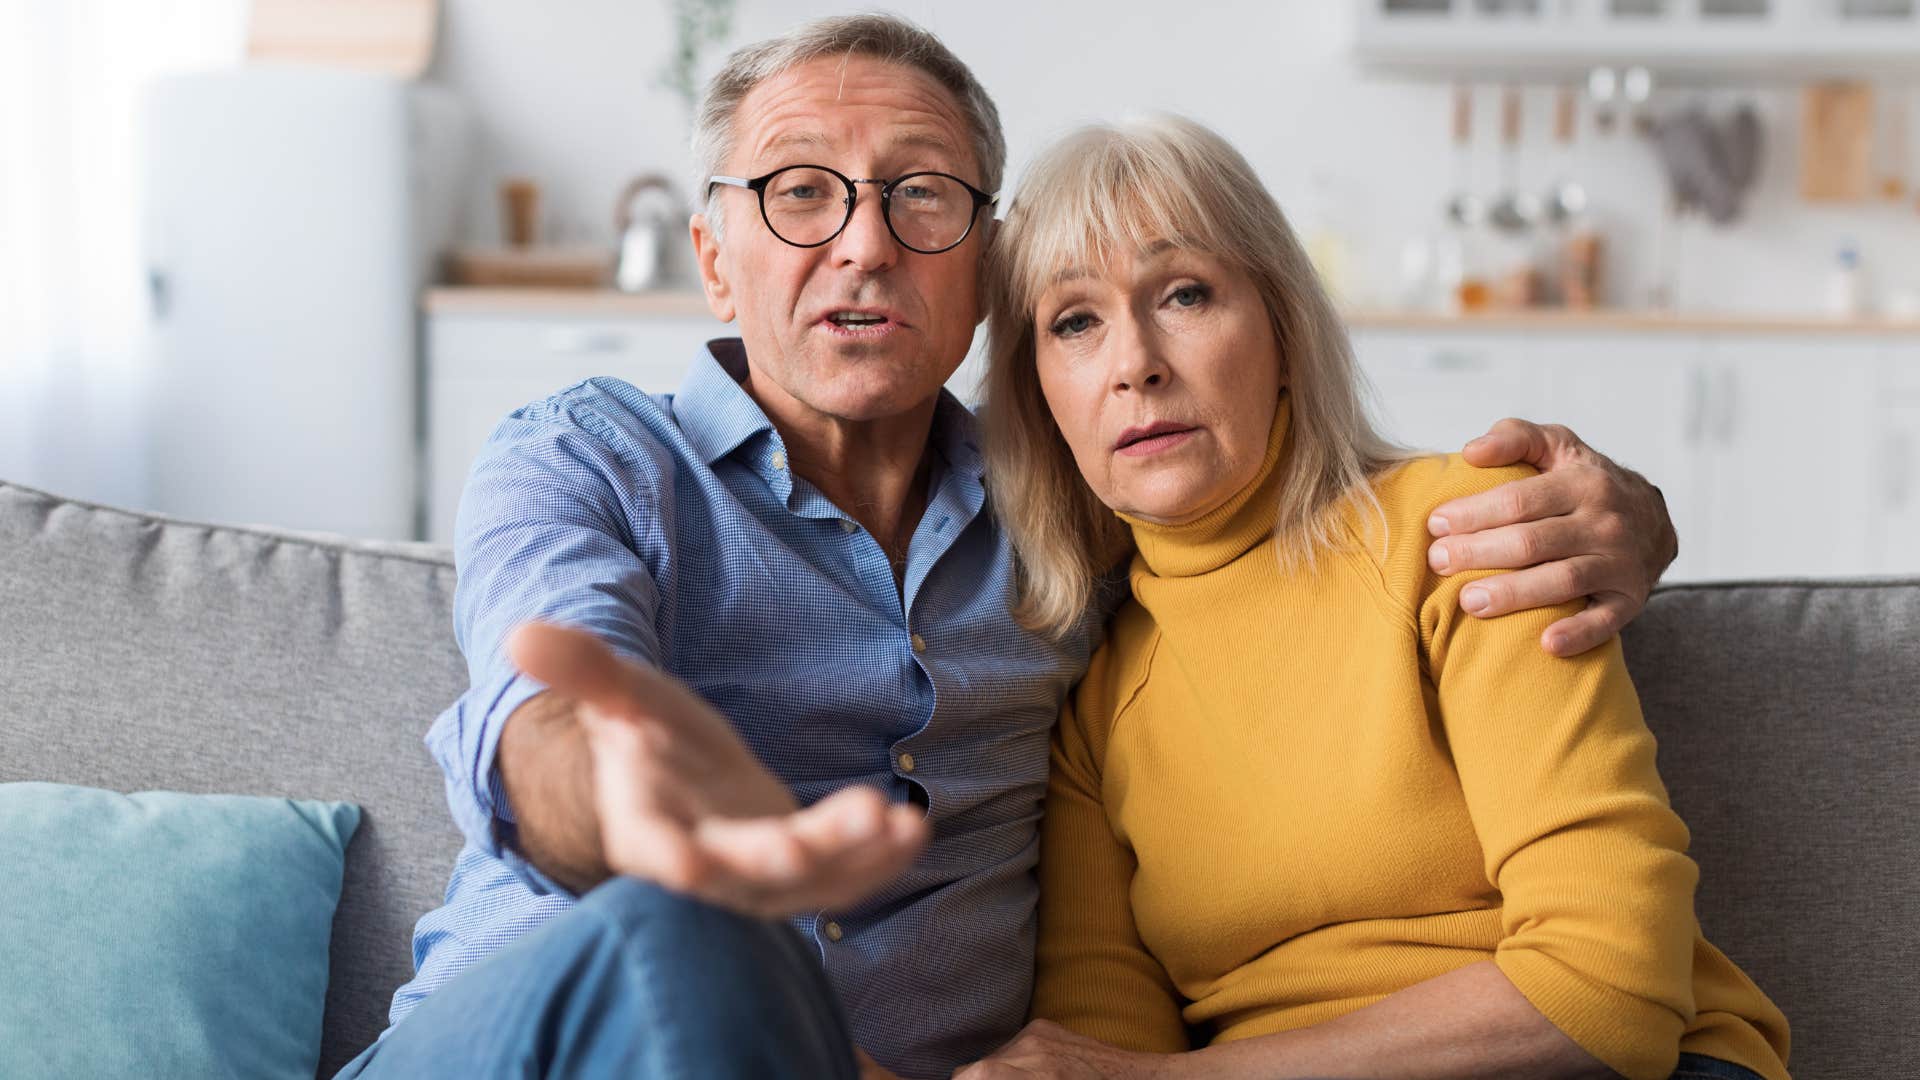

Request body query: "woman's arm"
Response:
[1030, 649, 1190, 1054]
[964, 960, 1609, 1080]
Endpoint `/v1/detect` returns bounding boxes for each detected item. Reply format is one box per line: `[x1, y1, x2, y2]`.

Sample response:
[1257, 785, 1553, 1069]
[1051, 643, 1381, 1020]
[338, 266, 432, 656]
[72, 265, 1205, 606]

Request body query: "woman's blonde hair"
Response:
[983, 114, 1405, 635]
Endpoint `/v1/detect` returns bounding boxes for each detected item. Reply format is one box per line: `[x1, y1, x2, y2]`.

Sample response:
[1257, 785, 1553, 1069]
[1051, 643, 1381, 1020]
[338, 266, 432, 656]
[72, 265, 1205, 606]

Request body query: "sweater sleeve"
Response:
[1030, 646, 1189, 1053]
[1422, 572, 1700, 1080]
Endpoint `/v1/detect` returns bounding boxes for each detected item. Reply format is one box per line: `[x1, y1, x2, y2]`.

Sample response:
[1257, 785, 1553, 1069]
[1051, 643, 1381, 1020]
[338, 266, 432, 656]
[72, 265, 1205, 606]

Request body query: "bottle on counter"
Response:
[1827, 243, 1870, 317]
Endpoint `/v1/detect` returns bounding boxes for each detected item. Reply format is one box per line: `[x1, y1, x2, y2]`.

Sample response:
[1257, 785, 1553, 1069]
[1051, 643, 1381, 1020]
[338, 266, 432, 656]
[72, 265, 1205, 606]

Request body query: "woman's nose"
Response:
[1110, 321, 1170, 393]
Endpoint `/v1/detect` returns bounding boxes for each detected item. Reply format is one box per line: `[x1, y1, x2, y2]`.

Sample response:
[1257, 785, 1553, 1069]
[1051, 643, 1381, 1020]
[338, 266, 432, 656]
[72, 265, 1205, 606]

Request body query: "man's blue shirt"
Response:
[394, 341, 1101, 1078]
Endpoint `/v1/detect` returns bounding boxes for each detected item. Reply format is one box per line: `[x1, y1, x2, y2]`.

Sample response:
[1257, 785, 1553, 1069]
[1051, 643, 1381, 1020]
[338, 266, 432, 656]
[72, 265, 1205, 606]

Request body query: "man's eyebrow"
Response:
[759, 130, 834, 157]
[753, 128, 968, 170]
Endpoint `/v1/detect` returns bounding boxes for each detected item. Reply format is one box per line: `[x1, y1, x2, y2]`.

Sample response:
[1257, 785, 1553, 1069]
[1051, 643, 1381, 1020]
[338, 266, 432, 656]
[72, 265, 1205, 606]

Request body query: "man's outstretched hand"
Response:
[1430, 419, 1679, 657]
[506, 622, 929, 918]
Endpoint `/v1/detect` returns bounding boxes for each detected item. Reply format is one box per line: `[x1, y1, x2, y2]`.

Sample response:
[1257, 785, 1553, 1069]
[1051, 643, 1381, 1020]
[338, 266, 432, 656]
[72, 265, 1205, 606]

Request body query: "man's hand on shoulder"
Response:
[507, 623, 929, 918]
[1425, 418, 1679, 658]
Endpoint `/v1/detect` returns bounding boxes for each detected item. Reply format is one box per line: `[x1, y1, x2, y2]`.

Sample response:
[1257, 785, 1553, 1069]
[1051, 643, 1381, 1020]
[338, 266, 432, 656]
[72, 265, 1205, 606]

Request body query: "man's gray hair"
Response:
[690, 13, 1006, 237]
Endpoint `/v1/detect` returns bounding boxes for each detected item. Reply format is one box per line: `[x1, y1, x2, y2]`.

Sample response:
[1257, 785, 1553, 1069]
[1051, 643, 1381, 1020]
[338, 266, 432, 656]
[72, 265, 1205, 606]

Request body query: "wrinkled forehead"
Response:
[732, 55, 978, 179]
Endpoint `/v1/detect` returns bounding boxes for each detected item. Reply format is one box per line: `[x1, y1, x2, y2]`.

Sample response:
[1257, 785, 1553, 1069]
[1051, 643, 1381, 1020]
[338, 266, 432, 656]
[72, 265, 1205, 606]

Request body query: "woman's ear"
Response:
[689, 213, 735, 323]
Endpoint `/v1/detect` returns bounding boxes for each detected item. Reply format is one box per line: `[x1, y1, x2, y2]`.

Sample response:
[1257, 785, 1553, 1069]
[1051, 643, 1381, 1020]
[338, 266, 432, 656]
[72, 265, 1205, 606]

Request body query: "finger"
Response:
[1542, 592, 1636, 656]
[1429, 515, 1588, 576]
[693, 790, 927, 913]
[1455, 556, 1612, 619]
[507, 622, 647, 715]
[1459, 417, 1554, 469]
[1428, 471, 1582, 539]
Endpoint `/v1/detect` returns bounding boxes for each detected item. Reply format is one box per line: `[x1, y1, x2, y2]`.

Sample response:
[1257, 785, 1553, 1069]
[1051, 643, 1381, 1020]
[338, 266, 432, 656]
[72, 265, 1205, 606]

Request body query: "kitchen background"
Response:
[3, 0, 1918, 581]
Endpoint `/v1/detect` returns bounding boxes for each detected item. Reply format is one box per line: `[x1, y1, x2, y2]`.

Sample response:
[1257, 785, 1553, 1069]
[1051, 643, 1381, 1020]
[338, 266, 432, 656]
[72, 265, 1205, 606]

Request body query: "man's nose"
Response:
[830, 184, 900, 272]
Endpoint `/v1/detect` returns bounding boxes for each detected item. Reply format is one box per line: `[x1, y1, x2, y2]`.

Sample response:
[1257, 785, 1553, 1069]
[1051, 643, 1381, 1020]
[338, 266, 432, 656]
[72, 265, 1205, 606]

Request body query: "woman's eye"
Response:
[1050, 312, 1095, 337]
[1169, 285, 1208, 308]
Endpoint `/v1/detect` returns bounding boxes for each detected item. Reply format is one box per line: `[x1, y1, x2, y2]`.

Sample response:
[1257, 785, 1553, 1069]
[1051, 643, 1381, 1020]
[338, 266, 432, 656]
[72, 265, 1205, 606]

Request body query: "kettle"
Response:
[614, 174, 679, 292]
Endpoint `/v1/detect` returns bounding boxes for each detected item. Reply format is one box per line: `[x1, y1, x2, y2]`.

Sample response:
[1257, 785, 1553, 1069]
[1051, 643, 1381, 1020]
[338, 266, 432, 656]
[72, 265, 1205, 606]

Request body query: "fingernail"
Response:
[1428, 514, 1451, 537]
[1544, 633, 1566, 653]
[1464, 436, 1488, 451]
[1428, 543, 1451, 573]
[1462, 586, 1490, 614]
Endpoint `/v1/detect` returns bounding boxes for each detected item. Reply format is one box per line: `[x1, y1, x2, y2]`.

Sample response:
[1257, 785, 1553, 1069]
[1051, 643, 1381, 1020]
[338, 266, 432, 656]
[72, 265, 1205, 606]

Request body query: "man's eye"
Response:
[1050, 313, 1094, 337]
[777, 185, 825, 201]
[898, 185, 939, 201]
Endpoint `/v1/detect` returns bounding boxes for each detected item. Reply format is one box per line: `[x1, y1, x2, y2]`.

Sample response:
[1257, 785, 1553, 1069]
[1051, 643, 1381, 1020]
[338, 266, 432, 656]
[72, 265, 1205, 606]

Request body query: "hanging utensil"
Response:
[1543, 84, 1589, 227]
[1444, 84, 1485, 228]
[1588, 66, 1619, 136]
[1487, 85, 1541, 234]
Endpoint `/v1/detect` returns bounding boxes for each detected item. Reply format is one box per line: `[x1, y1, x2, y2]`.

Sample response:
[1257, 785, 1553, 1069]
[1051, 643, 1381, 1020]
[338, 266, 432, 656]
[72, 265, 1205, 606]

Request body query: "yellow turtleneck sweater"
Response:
[1032, 394, 1790, 1080]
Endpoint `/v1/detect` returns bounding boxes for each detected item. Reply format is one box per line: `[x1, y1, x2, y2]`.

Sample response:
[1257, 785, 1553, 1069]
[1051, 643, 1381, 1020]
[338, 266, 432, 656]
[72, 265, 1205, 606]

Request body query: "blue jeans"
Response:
[1671, 1052, 1767, 1080]
[335, 877, 859, 1079]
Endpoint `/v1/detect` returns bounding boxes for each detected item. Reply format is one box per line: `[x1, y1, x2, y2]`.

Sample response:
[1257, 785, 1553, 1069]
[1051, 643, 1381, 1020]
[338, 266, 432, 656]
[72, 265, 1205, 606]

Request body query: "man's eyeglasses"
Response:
[707, 164, 996, 254]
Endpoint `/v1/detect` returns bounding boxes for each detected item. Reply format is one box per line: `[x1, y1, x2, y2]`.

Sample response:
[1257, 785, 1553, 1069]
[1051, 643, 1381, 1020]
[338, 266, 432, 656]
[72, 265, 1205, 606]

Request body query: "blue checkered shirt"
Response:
[391, 340, 1103, 1078]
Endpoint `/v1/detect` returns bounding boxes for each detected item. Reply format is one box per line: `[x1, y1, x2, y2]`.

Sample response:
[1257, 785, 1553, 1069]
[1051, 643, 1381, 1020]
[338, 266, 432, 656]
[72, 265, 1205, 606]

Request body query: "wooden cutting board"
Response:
[247, 0, 439, 79]
[1801, 81, 1874, 202]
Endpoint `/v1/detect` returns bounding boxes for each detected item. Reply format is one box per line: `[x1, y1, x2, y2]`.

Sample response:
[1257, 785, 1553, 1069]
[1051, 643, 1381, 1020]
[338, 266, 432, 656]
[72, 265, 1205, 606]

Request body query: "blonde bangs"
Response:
[997, 125, 1259, 337]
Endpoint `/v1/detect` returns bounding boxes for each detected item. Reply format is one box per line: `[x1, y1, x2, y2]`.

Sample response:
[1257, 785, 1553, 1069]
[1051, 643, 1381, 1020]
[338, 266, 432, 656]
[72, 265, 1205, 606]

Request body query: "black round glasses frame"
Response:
[707, 164, 997, 254]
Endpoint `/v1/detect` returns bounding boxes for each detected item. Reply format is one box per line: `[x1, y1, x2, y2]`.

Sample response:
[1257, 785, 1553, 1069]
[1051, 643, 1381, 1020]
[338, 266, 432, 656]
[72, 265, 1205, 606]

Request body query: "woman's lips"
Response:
[1115, 428, 1198, 457]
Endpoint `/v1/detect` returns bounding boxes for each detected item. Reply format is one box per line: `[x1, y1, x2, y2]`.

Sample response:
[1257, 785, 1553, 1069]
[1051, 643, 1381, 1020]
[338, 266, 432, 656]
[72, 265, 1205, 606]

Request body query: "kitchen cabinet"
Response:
[424, 305, 723, 544]
[1355, 0, 1920, 79]
[1349, 321, 1919, 582]
[1358, 334, 1557, 452]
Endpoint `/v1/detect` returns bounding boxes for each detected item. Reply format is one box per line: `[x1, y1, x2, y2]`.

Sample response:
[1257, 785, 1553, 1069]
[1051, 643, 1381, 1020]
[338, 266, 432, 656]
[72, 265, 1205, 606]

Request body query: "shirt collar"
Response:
[673, 337, 986, 483]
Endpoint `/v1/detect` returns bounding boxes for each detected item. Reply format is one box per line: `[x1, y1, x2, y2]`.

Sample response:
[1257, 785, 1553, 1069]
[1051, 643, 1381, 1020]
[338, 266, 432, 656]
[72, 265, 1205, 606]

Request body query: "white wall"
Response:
[428, 0, 1920, 316]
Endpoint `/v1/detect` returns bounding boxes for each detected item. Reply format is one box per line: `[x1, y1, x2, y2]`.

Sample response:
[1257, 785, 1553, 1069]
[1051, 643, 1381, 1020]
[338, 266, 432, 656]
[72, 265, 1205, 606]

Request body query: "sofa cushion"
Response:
[0, 783, 360, 1078]
[0, 480, 468, 1075]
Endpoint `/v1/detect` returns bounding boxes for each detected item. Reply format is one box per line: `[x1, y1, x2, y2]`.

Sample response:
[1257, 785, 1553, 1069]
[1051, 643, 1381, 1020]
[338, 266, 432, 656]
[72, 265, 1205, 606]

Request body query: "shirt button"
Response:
[909, 633, 927, 654]
[770, 451, 788, 471]
[825, 920, 844, 942]
[898, 751, 917, 773]
[839, 519, 858, 534]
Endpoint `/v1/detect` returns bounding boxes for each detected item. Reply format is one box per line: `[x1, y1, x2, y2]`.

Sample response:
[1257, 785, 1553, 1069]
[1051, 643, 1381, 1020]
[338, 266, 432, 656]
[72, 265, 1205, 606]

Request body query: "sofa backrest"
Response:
[0, 480, 467, 1076]
[3, 478, 1917, 1077]
[1622, 578, 1920, 1078]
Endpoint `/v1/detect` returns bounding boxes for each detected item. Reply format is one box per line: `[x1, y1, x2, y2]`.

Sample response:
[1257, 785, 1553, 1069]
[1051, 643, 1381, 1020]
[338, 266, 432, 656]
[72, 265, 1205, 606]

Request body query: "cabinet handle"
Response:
[1712, 367, 1739, 446]
[1888, 430, 1914, 510]
[545, 328, 632, 355]
[1683, 364, 1710, 446]
[1425, 349, 1489, 372]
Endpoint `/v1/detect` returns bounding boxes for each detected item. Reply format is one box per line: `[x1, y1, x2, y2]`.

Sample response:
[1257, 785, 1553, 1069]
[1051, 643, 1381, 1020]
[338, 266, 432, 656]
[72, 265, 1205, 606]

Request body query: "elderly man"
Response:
[338, 14, 1679, 1080]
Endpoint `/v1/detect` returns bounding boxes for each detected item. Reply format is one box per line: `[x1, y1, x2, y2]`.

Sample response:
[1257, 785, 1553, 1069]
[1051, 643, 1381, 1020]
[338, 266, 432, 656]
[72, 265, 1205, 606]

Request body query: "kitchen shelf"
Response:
[1346, 307, 1920, 335]
[1355, 0, 1920, 81]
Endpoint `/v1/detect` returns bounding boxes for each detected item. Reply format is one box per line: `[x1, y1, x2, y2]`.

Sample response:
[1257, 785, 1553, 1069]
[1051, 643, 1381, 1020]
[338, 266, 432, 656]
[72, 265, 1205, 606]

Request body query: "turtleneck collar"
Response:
[1119, 390, 1292, 580]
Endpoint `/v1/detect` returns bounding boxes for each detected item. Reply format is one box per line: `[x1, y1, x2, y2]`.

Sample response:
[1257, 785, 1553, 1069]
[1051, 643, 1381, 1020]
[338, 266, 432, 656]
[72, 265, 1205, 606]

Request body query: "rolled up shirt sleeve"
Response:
[425, 397, 666, 896]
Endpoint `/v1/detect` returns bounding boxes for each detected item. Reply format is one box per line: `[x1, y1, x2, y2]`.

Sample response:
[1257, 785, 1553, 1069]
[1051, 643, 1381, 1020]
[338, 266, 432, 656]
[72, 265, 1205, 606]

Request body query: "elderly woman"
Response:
[962, 116, 1790, 1080]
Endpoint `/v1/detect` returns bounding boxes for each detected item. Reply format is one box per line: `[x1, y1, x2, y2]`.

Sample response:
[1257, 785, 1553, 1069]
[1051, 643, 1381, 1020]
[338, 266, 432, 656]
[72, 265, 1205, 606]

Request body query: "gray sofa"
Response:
[2, 476, 1916, 1078]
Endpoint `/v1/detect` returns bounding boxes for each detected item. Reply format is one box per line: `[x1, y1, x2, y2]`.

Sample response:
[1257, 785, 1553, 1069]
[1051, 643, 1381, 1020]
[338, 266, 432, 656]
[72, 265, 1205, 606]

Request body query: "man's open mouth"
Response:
[827, 311, 889, 327]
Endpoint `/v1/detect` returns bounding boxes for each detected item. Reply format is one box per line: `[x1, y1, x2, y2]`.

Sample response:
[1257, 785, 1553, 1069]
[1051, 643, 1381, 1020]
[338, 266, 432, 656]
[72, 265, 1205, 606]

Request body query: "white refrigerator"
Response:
[140, 65, 471, 540]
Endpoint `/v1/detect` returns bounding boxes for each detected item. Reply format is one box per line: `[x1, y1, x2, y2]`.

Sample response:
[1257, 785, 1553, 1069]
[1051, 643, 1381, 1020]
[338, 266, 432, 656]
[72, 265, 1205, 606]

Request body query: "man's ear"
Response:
[689, 213, 735, 323]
